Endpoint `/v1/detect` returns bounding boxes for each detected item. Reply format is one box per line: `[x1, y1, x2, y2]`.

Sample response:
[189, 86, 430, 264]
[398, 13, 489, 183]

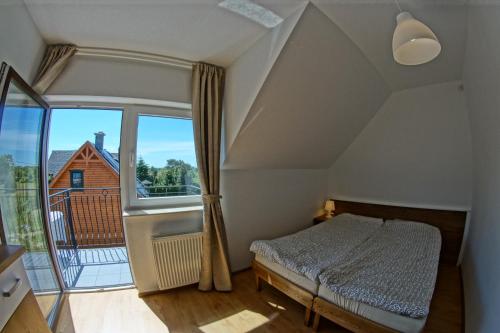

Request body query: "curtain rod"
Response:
[75, 47, 194, 70]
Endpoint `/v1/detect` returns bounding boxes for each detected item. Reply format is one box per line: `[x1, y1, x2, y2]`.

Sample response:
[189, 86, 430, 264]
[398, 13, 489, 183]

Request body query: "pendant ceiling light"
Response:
[392, 3, 441, 66]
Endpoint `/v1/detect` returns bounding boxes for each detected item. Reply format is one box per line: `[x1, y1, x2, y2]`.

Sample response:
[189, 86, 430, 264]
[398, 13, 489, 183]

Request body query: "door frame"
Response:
[45, 103, 135, 289]
[0, 65, 65, 326]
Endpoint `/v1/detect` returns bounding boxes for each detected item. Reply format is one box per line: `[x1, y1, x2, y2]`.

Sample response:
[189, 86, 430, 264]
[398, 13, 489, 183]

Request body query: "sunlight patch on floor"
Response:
[198, 310, 271, 333]
[62, 289, 169, 333]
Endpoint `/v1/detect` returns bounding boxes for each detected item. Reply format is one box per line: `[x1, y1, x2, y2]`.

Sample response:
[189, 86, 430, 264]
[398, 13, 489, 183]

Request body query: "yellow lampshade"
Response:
[324, 200, 335, 212]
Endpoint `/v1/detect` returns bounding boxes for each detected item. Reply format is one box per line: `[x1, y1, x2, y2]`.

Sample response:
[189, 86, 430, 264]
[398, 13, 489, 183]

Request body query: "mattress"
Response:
[255, 254, 318, 294]
[318, 220, 441, 331]
[250, 213, 383, 282]
[318, 285, 427, 333]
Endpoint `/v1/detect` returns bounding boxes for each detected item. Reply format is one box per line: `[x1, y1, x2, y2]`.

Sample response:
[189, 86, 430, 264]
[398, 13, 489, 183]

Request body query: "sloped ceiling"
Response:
[24, 0, 306, 67]
[23, 0, 468, 170]
[223, 3, 391, 169]
[223, 1, 468, 169]
[312, 0, 467, 91]
[224, 3, 307, 155]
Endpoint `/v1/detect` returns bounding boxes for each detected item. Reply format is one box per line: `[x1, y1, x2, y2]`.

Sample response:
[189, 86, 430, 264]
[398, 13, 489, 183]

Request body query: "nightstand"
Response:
[313, 214, 333, 225]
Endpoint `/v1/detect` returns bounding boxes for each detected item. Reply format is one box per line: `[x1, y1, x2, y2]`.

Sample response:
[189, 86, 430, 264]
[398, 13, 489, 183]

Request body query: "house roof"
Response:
[48, 143, 147, 196]
[48, 142, 120, 187]
[48, 147, 119, 175]
[48, 150, 77, 175]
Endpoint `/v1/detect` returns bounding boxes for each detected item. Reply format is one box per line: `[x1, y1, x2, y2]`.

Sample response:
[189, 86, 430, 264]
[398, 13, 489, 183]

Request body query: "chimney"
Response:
[94, 131, 105, 151]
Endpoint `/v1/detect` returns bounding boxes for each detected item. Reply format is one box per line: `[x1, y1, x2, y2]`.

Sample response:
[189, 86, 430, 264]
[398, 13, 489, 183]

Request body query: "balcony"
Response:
[19, 184, 201, 290]
[47, 187, 132, 289]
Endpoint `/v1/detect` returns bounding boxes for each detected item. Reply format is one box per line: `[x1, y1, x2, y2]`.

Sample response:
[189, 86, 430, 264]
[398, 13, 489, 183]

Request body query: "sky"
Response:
[0, 106, 44, 166]
[49, 108, 197, 167]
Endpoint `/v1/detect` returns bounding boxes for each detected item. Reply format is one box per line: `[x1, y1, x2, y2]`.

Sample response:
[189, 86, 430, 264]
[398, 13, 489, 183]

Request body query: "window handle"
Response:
[129, 152, 135, 168]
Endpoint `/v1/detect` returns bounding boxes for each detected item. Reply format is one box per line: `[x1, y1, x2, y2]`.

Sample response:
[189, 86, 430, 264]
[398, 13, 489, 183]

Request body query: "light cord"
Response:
[394, 0, 402, 12]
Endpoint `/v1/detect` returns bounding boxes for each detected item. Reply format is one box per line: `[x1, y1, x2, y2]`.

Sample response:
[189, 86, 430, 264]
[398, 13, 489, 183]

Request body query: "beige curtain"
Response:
[192, 63, 232, 292]
[33, 44, 77, 94]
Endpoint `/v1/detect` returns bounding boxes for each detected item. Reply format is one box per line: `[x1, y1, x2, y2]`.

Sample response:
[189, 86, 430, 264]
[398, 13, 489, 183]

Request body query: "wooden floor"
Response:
[55, 265, 462, 333]
[35, 293, 59, 319]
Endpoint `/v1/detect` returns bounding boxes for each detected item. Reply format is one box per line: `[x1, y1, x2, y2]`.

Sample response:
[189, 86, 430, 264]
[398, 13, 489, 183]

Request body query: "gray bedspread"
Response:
[250, 213, 383, 281]
[318, 220, 441, 318]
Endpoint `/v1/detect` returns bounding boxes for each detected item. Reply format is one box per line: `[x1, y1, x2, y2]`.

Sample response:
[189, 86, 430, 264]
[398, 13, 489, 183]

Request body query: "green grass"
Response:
[0, 186, 48, 252]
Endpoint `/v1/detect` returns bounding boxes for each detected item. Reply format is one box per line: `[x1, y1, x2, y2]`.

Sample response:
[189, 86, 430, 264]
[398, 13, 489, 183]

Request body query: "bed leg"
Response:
[304, 307, 311, 326]
[255, 274, 262, 291]
[312, 312, 321, 332]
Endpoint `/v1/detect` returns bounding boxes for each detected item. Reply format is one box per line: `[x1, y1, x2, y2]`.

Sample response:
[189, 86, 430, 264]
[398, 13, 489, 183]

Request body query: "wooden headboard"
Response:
[334, 200, 467, 265]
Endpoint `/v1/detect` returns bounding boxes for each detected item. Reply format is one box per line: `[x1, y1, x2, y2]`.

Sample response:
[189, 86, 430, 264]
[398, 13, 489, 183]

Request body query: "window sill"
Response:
[122, 205, 203, 217]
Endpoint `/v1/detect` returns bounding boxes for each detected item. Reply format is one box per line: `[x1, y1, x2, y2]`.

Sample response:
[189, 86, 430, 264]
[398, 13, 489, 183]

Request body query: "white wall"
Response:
[127, 169, 327, 292]
[461, 5, 500, 333]
[47, 55, 191, 103]
[221, 169, 327, 271]
[328, 81, 472, 209]
[0, 0, 45, 83]
[224, 3, 306, 156]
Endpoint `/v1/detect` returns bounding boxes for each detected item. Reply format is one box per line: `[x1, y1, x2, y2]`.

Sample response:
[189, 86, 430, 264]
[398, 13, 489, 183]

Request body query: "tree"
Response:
[136, 157, 150, 182]
[153, 159, 200, 196]
[0, 155, 14, 187]
[136, 158, 200, 196]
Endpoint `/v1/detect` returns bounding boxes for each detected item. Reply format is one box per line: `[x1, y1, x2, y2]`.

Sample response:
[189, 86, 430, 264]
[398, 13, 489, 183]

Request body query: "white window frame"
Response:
[123, 105, 201, 209]
[45, 95, 201, 210]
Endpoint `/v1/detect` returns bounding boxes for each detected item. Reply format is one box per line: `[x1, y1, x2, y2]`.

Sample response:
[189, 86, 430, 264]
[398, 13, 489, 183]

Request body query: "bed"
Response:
[315, 220, 441, 332]
[250, 200, 467, 332]
[251, 213, 383, 286]
[250, 213, 383, 323]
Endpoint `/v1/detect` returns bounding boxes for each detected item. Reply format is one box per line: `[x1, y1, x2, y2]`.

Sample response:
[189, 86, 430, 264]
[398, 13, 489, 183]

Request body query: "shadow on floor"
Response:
[141, 270, 349, 333]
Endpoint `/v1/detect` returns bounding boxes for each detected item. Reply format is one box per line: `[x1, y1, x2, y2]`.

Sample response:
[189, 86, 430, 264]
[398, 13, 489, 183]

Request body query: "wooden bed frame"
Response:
[252, 260, 314, 325]
[252, 200, 467, 333]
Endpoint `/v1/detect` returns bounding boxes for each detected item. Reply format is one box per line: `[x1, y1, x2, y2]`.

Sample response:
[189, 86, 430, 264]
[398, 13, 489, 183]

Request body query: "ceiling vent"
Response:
[218, 0, 283, 28]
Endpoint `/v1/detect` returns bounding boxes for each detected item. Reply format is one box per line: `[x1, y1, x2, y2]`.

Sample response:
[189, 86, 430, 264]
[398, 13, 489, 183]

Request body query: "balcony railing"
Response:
[141, 184, 201, 197]
[48, 187, 124, 249]
[48, 187, 128, 288]
[0, 187, 132, 288]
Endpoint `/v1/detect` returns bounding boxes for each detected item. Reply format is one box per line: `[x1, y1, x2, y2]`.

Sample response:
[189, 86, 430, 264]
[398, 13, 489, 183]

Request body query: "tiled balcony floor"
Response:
[24, 247, 133, 290]
[73, 261, 132, 288]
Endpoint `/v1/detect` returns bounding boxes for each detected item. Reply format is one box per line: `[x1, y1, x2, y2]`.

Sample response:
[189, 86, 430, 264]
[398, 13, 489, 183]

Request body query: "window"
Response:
[70, 170, 84, 189]
[136, 114, 200, 199]
[122, 105, 201, 208]
[42, 97, 197, 210]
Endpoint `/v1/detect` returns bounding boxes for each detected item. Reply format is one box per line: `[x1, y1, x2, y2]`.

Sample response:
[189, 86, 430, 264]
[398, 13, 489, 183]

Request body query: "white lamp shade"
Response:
[392, 12, 441, 66]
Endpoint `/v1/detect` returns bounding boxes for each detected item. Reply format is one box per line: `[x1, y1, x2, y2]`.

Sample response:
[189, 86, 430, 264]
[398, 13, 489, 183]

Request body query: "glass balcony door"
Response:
[0, 64, 63, 324]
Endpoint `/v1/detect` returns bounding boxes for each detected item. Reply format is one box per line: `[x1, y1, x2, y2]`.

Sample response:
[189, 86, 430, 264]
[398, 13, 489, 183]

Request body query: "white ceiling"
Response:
[25, 0, 469, 85]
[312, 0, 467, 90]
[24, 0, 306, 67]
[22, 0, 471, 170]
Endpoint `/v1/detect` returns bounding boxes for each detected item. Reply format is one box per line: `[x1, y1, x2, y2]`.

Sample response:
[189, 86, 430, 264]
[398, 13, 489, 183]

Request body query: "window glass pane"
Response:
[0, 79, 61, 318]
[136, 115, 200, 198]
[70, 171, 83, 188]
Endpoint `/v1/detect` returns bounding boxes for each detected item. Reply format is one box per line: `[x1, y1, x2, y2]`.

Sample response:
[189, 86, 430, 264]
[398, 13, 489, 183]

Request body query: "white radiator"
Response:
[151, 232, 203, 290]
